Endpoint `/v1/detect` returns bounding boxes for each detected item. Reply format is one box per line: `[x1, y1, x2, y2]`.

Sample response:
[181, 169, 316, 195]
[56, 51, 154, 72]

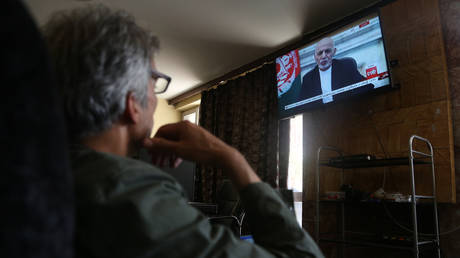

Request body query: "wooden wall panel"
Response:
[438, 0, 460, 256]
[303, 0, 455, 207]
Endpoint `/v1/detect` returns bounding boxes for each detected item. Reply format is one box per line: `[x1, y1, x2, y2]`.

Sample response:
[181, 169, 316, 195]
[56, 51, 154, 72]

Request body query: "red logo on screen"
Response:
[276, 50, 300, 95]
[378, 71, 389, 80]
[366, 66, 378, 79]
[359, 21, 370, 28]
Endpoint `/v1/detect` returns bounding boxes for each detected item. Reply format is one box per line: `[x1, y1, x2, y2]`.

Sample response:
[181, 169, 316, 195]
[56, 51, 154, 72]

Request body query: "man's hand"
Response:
[142, 121, 260, 189]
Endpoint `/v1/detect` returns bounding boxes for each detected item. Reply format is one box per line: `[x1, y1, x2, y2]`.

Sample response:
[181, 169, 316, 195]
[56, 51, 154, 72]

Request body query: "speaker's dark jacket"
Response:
[298, 57, 372, 103]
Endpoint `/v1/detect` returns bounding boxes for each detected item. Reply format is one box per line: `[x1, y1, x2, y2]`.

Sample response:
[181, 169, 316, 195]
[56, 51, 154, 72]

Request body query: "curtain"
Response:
[195, 63, 280, 203]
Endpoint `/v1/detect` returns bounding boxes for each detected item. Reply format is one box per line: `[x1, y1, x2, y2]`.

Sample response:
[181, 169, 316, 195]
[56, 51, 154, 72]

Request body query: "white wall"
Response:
[152, 98, 181, 137]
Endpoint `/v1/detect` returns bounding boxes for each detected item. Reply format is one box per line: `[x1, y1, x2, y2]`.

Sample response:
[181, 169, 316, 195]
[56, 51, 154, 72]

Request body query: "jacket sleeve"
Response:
[76, 166, 324, 258]
[240, 183, 324, 257]
[343, 57, 366, 83]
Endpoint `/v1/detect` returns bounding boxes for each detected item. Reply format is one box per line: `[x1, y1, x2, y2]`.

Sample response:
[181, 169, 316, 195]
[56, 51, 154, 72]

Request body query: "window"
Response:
[182, 106, 199, 124]
[287, 115, 303, 226]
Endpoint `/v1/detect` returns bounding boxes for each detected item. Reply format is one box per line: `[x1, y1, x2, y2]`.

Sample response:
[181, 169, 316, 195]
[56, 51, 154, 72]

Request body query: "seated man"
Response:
[43, 5, 324, 258]
[299, 37, 373, 104]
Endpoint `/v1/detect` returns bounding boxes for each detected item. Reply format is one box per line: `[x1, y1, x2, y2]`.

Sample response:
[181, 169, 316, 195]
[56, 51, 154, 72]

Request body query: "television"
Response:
[276, 13, 392, 119]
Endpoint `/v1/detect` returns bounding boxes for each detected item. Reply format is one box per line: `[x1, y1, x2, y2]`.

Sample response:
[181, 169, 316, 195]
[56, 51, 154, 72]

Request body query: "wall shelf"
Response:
[315, 135, 440, 258]
[320, 157, 431, 169]
[319, 237, 436, 251]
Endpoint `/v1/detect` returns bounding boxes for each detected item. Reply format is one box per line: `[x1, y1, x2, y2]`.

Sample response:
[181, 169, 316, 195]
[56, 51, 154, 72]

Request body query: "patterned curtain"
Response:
[195, 63, 280, 203]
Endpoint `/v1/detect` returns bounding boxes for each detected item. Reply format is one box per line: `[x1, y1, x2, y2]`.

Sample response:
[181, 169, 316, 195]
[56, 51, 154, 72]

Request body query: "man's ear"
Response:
[332, 47, 337, 56]
[124, 92, 142, 124]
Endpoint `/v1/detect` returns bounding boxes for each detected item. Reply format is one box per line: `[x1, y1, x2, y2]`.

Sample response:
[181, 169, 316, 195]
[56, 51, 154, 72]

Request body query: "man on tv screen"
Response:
[298, 37, 372, 104]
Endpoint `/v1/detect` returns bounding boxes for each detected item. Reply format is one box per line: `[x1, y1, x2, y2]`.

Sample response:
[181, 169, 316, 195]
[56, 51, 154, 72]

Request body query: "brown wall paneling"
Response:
[437, 0, 460, 256]
[303, 0, 455, 232]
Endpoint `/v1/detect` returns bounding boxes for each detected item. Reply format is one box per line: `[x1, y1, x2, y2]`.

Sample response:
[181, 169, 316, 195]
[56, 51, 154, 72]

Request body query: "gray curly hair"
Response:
[43, 5, 159, 140]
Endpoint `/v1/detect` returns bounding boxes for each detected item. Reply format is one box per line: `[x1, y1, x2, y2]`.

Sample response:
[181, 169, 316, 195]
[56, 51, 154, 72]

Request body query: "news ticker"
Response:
[284, 77, 380, 110]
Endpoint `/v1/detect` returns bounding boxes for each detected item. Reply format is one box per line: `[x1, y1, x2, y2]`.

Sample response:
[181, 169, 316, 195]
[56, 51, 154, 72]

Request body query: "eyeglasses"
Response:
[151, 69, 171, 94]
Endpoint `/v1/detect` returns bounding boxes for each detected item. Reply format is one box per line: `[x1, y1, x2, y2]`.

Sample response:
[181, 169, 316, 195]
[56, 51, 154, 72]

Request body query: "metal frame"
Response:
[408, 135, 440, 258]
[314, 135, 440, 258]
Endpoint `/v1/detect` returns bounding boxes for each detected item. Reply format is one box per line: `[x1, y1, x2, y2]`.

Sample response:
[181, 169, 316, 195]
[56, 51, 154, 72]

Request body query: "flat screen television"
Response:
[276, 13, 392, 119]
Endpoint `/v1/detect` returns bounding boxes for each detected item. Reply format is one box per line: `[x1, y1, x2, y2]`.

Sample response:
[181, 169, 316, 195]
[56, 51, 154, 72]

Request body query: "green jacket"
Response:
[71, 146, 324, 258]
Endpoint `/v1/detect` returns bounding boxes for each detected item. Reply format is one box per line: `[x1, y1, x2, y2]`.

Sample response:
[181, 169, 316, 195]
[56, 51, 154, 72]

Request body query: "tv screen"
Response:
[276, 13, 391, 119]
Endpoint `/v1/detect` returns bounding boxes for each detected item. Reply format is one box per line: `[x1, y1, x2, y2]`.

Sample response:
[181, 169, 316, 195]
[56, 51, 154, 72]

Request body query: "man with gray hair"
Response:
[299, 37, 371, 104]
[43, 5, 323, 258]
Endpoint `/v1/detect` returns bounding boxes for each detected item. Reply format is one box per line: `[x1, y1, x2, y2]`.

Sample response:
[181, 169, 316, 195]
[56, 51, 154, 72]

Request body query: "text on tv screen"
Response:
[276, 13, 391, 118]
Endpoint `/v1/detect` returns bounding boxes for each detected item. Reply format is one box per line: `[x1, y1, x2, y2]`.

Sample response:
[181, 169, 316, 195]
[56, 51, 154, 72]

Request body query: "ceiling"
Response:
[24, 0, 379, 100]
